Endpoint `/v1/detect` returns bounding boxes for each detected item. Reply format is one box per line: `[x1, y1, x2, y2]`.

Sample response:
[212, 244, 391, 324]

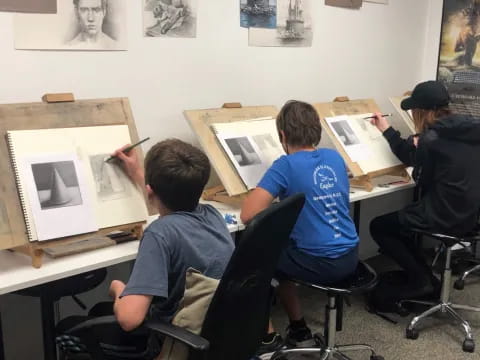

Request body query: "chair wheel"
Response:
[463, 339, 475, 353]
[406, 328, 419, 340]
[371, 355, 385, 360]
[454, 279, 465, 290]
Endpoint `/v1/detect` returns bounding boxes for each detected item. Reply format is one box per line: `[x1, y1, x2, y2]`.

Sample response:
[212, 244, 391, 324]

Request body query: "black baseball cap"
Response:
[401, 80, 450, 110]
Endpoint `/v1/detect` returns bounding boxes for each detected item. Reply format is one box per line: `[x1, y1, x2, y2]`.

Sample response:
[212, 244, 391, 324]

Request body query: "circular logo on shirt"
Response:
[313, 165, 338, 190]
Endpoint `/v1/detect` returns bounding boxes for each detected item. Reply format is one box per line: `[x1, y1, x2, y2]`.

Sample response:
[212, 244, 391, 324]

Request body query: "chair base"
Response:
[271, 342, 382, 360]
[403, 299, 480, 352]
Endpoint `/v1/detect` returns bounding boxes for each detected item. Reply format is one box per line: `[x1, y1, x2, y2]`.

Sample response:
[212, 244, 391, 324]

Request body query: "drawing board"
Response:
[184, 105, 278, 196]
[0, 97, 144, 251]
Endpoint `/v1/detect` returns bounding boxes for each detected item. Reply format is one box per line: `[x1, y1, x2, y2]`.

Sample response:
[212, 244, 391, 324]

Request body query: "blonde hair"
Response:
[412, 107, 451, 133]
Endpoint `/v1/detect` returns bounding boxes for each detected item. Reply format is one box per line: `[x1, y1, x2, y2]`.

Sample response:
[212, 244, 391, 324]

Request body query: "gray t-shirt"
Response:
[121, 204, 234, 321]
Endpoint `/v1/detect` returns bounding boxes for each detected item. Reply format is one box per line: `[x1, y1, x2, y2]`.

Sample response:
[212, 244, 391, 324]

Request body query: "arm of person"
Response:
[240, 188, 275, 224]
[110, 280, 152, 332]
[240, 157, 289, 224]
[114, 231, 171, 331]
[371, 113, 417, 166]
[113, 145, 149, 201]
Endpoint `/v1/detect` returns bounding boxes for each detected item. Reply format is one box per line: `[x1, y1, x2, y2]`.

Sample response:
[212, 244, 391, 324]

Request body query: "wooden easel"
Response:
[184, 103, 278, 205]
[314, 97, 410, 192]
[0, 94, 145, 267]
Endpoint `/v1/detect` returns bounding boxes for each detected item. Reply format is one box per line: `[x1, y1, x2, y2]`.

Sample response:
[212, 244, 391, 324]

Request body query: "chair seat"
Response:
[291, 261, 378, 295]
[413, 229, 480, 248]
[16, 268, 107, 300]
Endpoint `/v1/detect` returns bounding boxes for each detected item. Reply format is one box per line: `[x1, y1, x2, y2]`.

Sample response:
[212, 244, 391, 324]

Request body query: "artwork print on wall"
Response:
[249, 0, 312, 47]
[14, 0, 127, 50]
[144, 0, 197, 37]
[437, 0, 480, 116]
[240, 0, 277, 29]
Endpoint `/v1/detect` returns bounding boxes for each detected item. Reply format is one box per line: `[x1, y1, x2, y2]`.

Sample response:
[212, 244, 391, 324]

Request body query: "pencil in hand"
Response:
[105, 137, 150, 163]
[363, 113, 393, 120]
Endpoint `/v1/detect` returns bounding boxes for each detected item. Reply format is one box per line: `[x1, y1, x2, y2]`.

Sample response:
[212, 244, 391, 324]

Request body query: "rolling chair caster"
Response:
[463, 338, 475, 353]
[454, 279, 465, 290]
[406, 328, 419, 340]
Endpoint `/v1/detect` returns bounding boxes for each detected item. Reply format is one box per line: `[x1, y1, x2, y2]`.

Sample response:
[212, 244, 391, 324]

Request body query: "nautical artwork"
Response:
[249, 0, 312, 47]
[240, 0, 277, 28]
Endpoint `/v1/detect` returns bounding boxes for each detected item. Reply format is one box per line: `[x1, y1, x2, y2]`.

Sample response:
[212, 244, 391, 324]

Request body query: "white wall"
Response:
[0, 1, 433, 359]
[421, 0, 443, 80]
[0, 0, 429, 146]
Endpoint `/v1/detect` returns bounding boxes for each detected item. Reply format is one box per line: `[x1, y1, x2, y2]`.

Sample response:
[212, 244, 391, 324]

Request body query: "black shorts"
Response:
[276, 245, 358, 285]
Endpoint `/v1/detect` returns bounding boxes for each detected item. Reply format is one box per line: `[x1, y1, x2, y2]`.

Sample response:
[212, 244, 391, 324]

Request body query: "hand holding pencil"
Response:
[110, 138, 150, 187]
[368, 112, 391, 133]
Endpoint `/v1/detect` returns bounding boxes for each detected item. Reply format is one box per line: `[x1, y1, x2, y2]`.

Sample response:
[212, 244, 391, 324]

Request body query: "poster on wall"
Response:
[144, 0, 197, 38]
[437, 0, 480, 116]
[249, 0, 312, 47]
[14, 0, 127, 51]
[0, 0, 56, 13]
[240, 0, 277, 29]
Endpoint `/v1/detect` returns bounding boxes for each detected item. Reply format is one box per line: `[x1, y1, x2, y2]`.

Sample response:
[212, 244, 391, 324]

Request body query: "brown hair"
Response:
[144, 139, 211, 212]
[412, 106, 452, 133]
[276, 100, 322, 147]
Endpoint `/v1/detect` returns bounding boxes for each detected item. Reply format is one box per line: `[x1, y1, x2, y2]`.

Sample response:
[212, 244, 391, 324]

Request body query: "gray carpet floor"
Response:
[270, 256, 480, 360]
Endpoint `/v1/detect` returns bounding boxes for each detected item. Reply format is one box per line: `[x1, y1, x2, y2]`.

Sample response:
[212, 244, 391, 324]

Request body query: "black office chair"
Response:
[270, 262, 383, 360]
[402, 230, 480, 353]
[56, 193, 306, 360]
[16, 268, 107, 360]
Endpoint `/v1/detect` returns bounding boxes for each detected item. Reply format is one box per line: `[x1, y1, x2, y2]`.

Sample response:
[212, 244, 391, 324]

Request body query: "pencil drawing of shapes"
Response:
[0, 200, 12, 235]
[355, 117, 382, 140]
[240, 0, 277, 29]
[252, 134, 279, 150]
[225, 137, 262, 167]
[31, 161, 83, 210]
[249, 0, 312, 47]
[331, 120, 360, 146]
[89, 154, 131, 201]
[144, 0, 197, 38]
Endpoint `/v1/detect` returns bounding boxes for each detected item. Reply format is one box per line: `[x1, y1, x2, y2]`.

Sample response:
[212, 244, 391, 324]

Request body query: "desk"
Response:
[0, 182, 413, 359]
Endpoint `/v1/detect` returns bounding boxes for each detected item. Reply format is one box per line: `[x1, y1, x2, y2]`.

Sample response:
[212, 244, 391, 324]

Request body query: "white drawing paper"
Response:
[212, 118, 284, 189]
[7, 125, 148, 242]
[249, 0, 312, 47]
[14, 0, 127, 51]
[326, 114, 402, 173]
[23, 153, 98, 241]
[144, 0, 197, 38]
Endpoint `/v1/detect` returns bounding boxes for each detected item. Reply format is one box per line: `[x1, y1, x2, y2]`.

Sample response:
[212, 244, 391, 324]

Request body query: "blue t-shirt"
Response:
[258, 148, 358, 258]
[121, 204, 234, 321]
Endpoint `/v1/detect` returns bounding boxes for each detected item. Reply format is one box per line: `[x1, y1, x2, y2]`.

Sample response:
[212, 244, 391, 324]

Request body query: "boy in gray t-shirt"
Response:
[109, 139, 234, 331]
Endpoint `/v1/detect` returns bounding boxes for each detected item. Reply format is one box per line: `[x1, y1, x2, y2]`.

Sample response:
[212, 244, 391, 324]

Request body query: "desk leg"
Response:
[40, 294, 57, 360]
[353, 201, 361, 234]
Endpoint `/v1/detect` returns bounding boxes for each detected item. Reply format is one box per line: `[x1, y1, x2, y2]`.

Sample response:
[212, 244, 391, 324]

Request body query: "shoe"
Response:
[256, 332, 285, 359]
[285, 325, 316, 347]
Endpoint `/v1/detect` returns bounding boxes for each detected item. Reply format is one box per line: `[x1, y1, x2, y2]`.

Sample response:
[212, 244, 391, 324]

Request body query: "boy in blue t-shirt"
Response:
[241, 101, 359, 353]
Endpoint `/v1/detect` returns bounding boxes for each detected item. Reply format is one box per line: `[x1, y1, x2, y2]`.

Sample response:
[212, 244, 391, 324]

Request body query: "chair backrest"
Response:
[193, 193, 305, 360]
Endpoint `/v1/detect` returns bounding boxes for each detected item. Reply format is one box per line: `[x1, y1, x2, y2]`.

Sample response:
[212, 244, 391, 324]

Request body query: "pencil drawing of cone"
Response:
[48, 167, 72, 205]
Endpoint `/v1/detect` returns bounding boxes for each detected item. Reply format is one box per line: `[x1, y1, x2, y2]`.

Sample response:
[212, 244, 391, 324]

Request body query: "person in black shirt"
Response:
[369, 80, 480, 298]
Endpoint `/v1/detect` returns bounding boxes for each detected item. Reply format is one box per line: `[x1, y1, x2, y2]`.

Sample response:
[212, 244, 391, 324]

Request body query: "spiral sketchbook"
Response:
[211, 117, 284, 189]
[6, 125, 148, 242]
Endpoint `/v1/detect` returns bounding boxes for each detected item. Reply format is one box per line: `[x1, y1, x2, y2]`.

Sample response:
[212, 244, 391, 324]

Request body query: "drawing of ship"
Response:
[279, 0, 305, 40]
[241, 0, 275, 16]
